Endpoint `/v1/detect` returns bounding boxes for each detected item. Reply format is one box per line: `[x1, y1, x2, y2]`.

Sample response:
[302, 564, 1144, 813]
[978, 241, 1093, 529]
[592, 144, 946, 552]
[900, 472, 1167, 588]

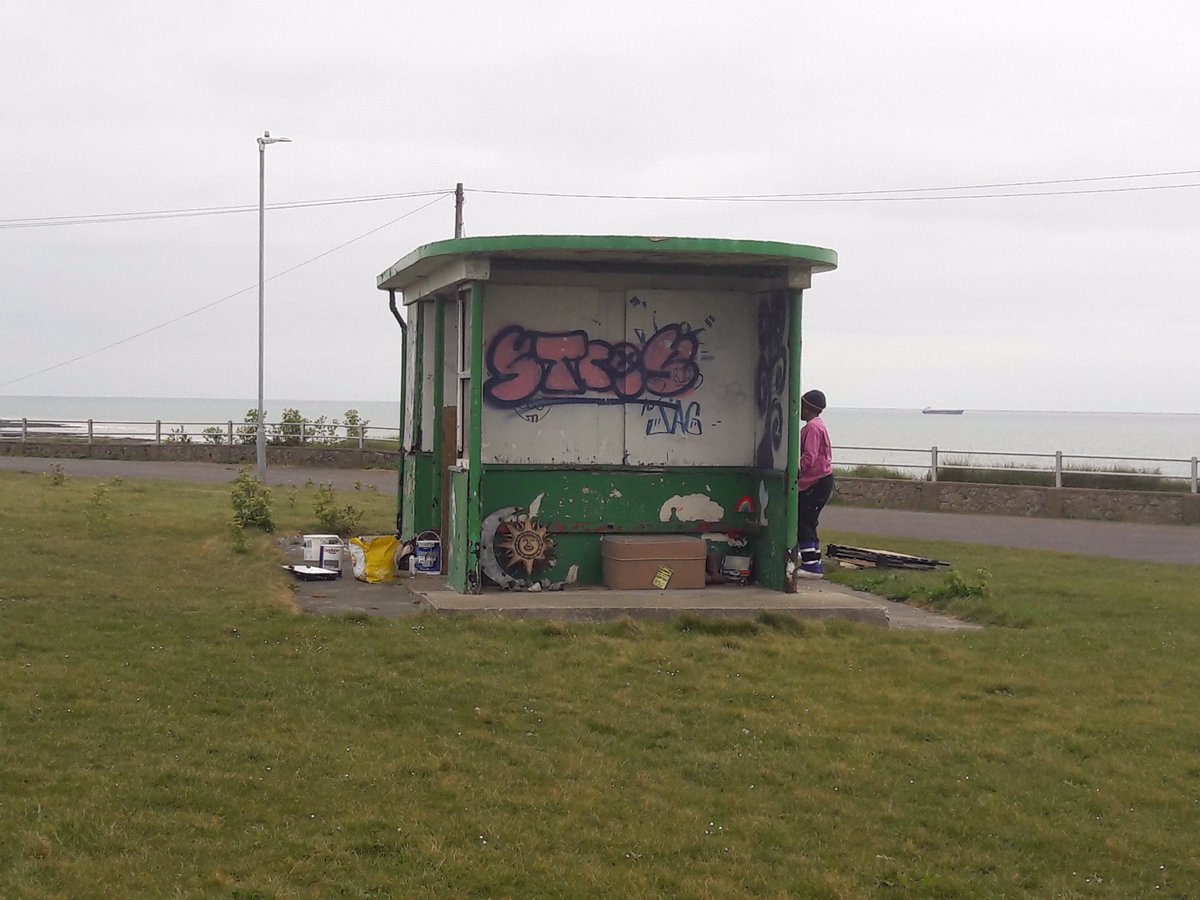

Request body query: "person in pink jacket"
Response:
[788, 389, 834, 584]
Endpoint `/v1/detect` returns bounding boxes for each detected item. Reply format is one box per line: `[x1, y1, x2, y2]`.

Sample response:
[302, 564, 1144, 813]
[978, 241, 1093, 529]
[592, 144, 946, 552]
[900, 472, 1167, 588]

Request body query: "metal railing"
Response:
[834, 444, 1199, 494]
[2, 420, 1195, 493]
[0, 418, 401, 450]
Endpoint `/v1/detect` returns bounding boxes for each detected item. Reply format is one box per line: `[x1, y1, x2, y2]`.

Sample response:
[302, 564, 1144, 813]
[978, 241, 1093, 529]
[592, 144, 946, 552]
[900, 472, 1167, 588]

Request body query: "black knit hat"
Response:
[801, 389, 827, 411]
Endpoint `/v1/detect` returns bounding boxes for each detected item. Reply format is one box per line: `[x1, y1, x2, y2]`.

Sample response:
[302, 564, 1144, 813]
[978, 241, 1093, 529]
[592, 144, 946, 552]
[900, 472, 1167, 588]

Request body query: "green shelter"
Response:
[376, 235, 837, 593]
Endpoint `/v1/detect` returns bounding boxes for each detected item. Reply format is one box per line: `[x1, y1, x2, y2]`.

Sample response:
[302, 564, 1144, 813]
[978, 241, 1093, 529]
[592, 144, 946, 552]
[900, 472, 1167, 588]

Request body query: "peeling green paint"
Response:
[479, 466, 782, 587]
[401, 452, 438, 536]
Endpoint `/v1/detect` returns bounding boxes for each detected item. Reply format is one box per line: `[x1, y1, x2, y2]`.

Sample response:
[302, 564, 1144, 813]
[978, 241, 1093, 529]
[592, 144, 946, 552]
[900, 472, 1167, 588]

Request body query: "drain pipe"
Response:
[389, 290, 407, 537]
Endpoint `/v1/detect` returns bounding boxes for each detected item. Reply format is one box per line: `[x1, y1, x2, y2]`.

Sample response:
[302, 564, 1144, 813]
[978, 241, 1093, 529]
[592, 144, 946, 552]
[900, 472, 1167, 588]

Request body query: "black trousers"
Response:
[797, 474, 835, 548]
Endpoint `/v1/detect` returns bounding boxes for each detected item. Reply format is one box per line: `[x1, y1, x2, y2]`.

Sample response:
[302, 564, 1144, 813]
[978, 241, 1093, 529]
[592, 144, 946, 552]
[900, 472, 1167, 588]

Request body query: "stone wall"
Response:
[3, 441, 1196, 525]
[835, 478, 1200, 526]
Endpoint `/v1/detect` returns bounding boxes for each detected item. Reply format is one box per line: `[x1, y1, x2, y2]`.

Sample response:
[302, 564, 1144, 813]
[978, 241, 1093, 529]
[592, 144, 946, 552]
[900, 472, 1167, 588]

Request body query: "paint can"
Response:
[303, 534, 341, 564]
[413, 531, 441, 575]
[317, 541, 344, 576]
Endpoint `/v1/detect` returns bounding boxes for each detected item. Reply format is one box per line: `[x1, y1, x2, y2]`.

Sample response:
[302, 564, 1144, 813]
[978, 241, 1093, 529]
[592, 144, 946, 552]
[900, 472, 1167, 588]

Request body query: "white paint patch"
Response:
[758, 480, 769, 526]
[529, 492, 545, 517]
[610, 489, 623, 498]
[581, 486, 591, 494]
[701, 532, 749, 548]
[659, 494, 725, 523]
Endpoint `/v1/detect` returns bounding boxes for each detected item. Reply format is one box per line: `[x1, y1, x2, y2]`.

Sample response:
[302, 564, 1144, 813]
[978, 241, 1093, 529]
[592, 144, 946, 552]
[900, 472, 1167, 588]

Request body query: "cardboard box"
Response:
[601, 535, 706, 590]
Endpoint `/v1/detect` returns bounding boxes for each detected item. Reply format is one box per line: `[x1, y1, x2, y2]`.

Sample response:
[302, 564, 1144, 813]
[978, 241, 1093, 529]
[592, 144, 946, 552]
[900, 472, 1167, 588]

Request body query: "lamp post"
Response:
[257, 130, 291, 479]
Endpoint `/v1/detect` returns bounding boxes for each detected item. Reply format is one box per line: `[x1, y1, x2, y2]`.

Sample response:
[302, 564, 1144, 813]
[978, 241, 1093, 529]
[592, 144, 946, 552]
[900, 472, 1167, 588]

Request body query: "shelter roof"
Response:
[376, 234, 837, 295]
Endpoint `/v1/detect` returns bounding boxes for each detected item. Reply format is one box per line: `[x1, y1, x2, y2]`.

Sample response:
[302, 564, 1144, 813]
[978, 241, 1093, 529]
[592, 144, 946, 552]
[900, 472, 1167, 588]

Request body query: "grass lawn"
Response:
[1, 469, 1198, 897]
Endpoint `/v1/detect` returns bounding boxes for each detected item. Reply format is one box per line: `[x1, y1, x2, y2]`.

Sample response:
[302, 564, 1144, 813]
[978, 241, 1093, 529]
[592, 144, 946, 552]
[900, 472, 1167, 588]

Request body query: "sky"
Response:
[2, 0, 1198, 414]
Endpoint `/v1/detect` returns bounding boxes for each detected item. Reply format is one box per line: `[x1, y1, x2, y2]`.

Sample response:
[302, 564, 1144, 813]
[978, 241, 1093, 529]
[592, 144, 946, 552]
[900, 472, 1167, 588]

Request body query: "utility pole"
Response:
[454, 182, 464, 238]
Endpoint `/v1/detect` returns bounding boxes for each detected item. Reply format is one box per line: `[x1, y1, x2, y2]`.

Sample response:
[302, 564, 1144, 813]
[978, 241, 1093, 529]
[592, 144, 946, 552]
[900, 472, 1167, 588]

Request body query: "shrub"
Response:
[341, 408, 370, 441]
[312, 483, 362, 536]
[236, 409, 261, 446]
[929, 567, 991, 602]
[85, 482, 111, 529]
[231, 469, 274, 532]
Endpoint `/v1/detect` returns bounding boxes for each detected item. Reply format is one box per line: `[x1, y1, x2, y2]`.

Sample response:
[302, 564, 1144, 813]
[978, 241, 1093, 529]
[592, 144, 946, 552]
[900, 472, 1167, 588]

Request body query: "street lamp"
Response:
[257, 130, 291, 479]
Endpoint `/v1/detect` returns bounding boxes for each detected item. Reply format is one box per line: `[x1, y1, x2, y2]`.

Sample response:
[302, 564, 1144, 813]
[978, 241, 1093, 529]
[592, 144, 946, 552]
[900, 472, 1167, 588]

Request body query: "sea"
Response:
[1, 396, 1198, 477]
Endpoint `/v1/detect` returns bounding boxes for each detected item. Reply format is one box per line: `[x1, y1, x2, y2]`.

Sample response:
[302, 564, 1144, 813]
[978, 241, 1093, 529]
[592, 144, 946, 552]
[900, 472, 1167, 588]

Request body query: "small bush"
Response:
[44, 463, 68, 486]
[231, 469, 274, 532]
[341, 409, 370, 441]
[936, 456, 1185, 493]
[236, 409, 261, 446]
[85, 482, 111, 529]
[929, 568, 991, 602]
[836, 465, 918, 480]
[312, 483, 362, 536]
[227, 521, 251, 553]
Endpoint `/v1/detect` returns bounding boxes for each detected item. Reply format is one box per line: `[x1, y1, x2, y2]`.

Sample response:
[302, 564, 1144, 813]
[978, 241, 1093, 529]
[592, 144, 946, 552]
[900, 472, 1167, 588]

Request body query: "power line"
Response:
[0, 189, 454, 230]
[0, 194, 450, 390]
[4, 168, 1199, 230]
[470, 168, 1200, 202]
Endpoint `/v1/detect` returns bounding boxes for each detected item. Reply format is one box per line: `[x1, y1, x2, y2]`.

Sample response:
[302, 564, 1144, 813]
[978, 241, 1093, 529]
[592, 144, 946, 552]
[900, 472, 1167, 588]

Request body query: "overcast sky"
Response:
[3, 1, 1198, 414]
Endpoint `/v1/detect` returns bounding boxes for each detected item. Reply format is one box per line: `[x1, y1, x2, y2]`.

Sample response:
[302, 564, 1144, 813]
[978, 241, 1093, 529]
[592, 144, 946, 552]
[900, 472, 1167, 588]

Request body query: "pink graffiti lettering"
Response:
[484, 323, 703, 408]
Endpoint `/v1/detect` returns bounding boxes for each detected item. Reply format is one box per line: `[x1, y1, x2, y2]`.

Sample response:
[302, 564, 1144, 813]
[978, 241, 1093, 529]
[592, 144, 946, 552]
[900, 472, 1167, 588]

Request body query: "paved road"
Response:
[824, 505, 1199, 565]
[3, 456, 1196, 565]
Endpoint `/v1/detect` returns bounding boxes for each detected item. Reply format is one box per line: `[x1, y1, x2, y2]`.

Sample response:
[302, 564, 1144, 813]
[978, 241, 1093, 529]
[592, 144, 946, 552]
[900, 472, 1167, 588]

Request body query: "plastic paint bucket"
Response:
[317, 542, 344, 575]
[413, 531, 441, 574]
[303, 534, 341, 563]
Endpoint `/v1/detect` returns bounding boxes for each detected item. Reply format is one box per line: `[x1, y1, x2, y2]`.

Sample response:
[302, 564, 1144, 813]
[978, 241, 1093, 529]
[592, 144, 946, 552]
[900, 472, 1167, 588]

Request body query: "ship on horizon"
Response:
[922, 407, 964, 415]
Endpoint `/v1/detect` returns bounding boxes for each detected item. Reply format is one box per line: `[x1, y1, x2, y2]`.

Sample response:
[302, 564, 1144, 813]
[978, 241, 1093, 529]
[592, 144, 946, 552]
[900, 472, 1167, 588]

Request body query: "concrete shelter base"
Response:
[283, 543, 978, 632]
[409, 579, 978, 632]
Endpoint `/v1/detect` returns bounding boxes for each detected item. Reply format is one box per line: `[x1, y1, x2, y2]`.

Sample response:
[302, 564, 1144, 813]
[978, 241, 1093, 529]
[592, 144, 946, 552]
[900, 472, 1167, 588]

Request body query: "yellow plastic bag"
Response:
[348, 535, 401, 583]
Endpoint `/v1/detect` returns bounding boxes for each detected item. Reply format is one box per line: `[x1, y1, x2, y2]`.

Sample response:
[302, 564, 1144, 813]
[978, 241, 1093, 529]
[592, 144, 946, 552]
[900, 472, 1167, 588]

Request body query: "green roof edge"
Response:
[377, 234, 838, 288]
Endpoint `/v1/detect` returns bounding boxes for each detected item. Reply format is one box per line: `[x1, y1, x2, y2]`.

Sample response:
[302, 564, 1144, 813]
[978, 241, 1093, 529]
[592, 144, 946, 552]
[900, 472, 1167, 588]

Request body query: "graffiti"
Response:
[755, 292, 788, 468]
[641, 399, 703, 436]
[484, 322, 703, 409]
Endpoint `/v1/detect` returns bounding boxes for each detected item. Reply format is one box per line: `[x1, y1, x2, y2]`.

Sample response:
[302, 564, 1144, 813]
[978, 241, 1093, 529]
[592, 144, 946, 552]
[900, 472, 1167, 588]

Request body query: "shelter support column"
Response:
[398, 297, 425, 540]
[782, 286, 805, 587]
[431, 297, 446, 537]
[465, 281, 485, 592]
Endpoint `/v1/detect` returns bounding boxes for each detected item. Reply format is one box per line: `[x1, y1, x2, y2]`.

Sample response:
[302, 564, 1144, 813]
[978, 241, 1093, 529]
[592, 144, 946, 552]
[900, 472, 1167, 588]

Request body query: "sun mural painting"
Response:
[498, 514, 555, 577]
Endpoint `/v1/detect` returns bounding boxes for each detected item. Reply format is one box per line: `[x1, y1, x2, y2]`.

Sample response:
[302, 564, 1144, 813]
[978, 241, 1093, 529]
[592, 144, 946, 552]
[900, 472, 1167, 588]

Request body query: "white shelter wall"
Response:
[481, 284, 623, 465]
[622, 288, 757, 467]
[418, 301, 437, 452]
[479, 282, 771, 468]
